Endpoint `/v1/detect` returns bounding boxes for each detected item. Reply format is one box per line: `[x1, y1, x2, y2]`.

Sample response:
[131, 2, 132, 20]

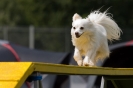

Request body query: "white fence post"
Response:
[3, 26, 8, 40]
[29, 25, 34, 49]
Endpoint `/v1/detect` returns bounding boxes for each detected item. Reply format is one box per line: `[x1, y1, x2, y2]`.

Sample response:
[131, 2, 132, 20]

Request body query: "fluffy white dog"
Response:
[71, 10, 122, 66]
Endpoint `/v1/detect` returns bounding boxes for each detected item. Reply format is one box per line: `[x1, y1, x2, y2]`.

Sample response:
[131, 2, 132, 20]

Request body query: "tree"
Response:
[0, 0, 133, 28]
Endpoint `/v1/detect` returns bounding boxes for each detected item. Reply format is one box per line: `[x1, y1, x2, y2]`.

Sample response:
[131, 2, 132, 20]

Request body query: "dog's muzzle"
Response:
[75, 32, 80, 38]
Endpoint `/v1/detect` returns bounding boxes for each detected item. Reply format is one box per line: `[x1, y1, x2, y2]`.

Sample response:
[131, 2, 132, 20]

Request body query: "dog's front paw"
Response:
[77, 60, 83, 66]
[83, 60, 94, 67]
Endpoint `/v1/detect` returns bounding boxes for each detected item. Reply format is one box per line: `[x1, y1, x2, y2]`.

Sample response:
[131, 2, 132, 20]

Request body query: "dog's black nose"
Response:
[75, 32, 80, 38]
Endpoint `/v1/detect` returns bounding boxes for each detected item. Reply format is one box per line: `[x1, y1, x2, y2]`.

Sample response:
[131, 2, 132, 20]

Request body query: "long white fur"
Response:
[71, 10, 122, 66]
[88, 11, 122, 41]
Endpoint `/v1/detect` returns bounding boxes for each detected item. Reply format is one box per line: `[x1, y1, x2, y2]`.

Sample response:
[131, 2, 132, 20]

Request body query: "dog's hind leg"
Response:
[83, 49, 97, 66]
[74, 47, 83, 66]
[94, 42, 110, 63]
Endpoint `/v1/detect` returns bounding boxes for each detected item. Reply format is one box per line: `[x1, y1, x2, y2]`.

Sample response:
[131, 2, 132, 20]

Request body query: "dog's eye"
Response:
[80, 27, 84, 30]
[73, 27, 76, 29]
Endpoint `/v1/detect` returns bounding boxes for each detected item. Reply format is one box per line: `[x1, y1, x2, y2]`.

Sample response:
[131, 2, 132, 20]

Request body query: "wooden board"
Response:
[0, 62, 133, 88]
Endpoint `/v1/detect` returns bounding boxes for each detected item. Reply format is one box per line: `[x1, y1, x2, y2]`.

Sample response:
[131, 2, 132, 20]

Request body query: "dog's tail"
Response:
[88, 10, 122, 41]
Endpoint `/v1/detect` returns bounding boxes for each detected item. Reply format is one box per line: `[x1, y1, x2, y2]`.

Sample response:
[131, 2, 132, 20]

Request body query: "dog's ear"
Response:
[73, 13, 82, 21]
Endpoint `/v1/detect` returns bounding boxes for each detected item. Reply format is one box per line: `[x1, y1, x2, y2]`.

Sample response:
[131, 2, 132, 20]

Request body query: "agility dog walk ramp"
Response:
[0, 62, 133, 88]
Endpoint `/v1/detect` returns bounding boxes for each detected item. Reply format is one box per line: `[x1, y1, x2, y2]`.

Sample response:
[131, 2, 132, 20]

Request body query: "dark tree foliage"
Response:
[0, 0, 133, 28]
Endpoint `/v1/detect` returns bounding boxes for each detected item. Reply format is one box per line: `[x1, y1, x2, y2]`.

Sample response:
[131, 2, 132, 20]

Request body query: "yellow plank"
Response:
[1, 62, 133, 88]
[0, 62, 33, 88]
[0, 62, 32, 80]
[33, 62, 133, 75]
[0, 81, 18, 88]
[15, 62, 34, 88]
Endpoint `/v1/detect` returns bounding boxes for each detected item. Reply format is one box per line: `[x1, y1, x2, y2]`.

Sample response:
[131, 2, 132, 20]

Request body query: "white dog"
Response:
[71, 10, 122, 66]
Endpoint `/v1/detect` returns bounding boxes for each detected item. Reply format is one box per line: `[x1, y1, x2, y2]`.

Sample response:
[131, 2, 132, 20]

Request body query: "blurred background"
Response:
[0, 0, 133, 52]
[1, 0, 133, 88]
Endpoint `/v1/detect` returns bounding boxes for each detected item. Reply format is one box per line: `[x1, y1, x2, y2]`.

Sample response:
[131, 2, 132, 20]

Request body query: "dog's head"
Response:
[71, 13, 93, 38]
